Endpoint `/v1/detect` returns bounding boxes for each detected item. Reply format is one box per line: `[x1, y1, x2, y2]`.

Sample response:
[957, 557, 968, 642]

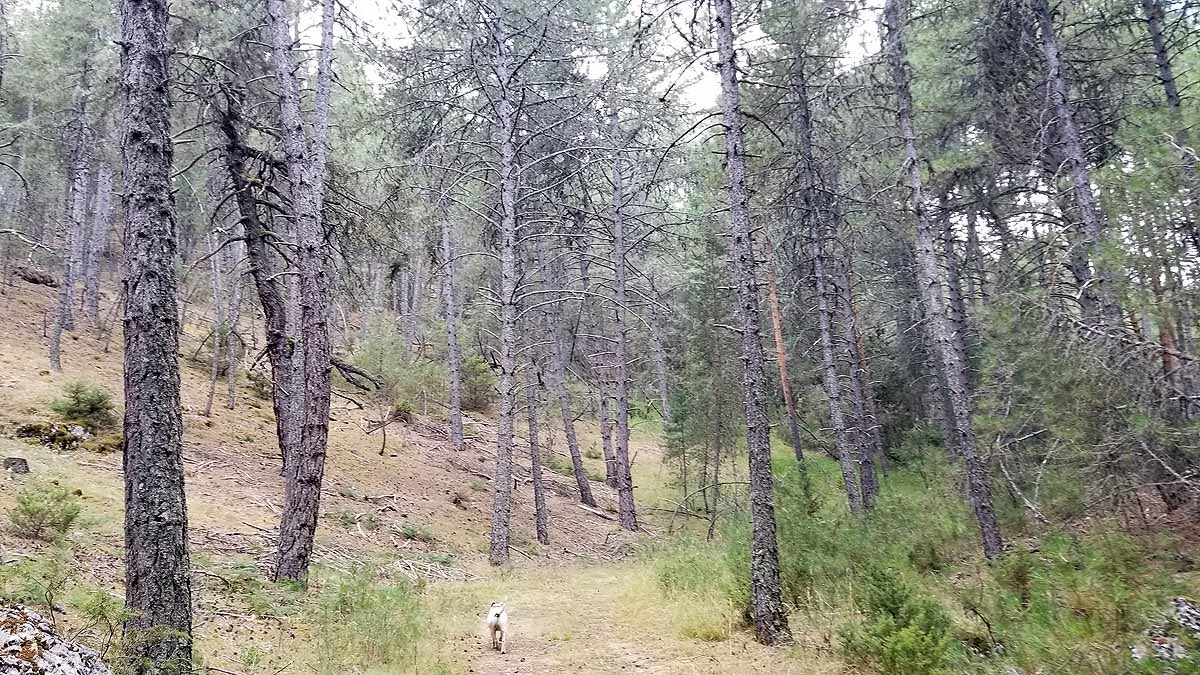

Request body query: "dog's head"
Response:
[488, 601, 506, 617]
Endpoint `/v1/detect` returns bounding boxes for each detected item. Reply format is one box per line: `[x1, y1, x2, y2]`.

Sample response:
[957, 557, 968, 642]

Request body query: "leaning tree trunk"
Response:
[1032, 0, 1121, 328]
[441, 218, 464, 450]
[609, 133, 638, 532]
[268, 0, 336, 583]
[883, 0, 1004, 560]
[216, 89, 300, 476]
[712, 0, 790, 645]
[546, 250, 597, 505]
[526, 365, 550, 545]
[118, 0, 193, 668]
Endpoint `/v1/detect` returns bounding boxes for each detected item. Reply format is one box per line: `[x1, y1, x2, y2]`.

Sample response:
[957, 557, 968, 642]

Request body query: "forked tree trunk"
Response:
[883, 0, 1004, 560]
[118, 0, 193, 668]
[526, 365, 549, 545]
[268, 0, 336, 583]
[712, 0, 790, 644]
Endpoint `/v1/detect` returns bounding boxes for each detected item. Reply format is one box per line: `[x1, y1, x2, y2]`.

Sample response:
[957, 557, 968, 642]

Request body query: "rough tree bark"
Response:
[526, 365, 550, 545]
[712, 0, 791, 644]
[267, 0, 336, 583]
[118, 0, 193, 668]
[883, 0, 1004, 560]
[598, 391, 618, 488]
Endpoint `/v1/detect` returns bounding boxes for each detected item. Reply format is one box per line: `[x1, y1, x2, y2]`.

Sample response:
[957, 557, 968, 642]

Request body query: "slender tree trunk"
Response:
[546, 251, 597, 504]
[1033, 0, 1121, 327]
[268, 0, 336, 583]
[713, 0, 790, 644]
[884, 0, 1004, 560]
[83, 161, 112, 323]
[118, 0, 192, 667]
[50, 86, 91, 372]
[204, 230, 226, 417]
[1139, 0, 1200, 256]
[609, 131, 638, 531]
[488, 29, 520, 566]
[598, 391, 618, 488]
[815, 242, 863, 514]
[766, 251, 803, 460]
[526, 365, 549, 545]
[225, 239, 243, 410]
[442, 219, 464, 449]
[834, 257, 879, 507]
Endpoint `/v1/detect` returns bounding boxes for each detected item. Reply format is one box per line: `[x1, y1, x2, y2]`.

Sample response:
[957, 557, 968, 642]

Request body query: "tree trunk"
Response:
[598, 391, 618, 488]
[546, 251, 598, 505]
[50, 81, 91, 372]
[488, 27, 519, 566]
[815, 241, 864, 514]
[216, 89, 300, 479]
[1032, 0, 1121, 328]
[765, 251, 803, 460]
[713, 0, 791, 644]
[268, 0, 336, 584]
[883, 0, 1004, 560]
[1139, 0, 1200, 256]
[118, 0, 193, 668]
[834, 257, 879, 507]
[442, 219, 464, 450]
[609, 127, 638, 532]
[225, 238, 243, 410]
[83, 161, 112, 323]
[526, 365, 550, 545]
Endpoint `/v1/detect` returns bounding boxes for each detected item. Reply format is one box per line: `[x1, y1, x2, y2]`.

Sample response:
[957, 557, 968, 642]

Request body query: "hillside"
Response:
[0, 277, 836, 674]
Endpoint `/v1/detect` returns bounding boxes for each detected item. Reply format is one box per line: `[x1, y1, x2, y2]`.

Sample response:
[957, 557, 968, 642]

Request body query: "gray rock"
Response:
[3, 457, 30, 474]
[0, 604, 114, 675]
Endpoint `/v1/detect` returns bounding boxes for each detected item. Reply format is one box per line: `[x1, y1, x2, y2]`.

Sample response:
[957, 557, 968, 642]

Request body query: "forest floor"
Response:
[0, 276, 846, 674]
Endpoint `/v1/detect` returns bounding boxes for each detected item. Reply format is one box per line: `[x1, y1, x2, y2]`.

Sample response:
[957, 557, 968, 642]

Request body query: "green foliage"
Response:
[313, 574, 426, 673]
[50, 381, 117, 431]
[351, 325, 495, 416]
[400, 523, 436, 543]
[460, 354, 496, 412]
[0, 554, 70, 615]
[8, 479, 82, 541]
[840, 566, 955, 675]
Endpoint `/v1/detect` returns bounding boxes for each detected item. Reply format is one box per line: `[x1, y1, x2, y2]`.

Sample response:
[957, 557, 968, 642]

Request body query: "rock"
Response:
[1174, 597, 1200, 638]
[11, 266, 57, 288]
[1132, 597, 1200, 663]
[3, 457, 30, 474]
[0, 604, 114, 674]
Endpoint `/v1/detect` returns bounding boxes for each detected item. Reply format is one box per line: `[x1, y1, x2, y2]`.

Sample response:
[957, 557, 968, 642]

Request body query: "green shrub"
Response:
[313, 574, 425, 673]
[400, 523, 435, 543]
[460, 355, 496, 412]
[8, 480, 82, 541]
[840, 566, 955, 675]
[50, 381, 116, 431]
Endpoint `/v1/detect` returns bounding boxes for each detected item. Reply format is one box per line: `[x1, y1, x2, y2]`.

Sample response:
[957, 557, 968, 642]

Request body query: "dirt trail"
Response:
[449, 563, 842, 675]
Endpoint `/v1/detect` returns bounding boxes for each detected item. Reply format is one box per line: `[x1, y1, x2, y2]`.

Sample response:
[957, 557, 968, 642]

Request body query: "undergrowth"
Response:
[649, 446, 1195, 675]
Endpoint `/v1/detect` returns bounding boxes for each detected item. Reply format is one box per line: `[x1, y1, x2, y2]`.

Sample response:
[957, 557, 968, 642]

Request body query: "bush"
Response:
[313, 574, 426, 673]
[50, 381, 116, 431]
[840, 566, 955, 675]
[8, 480, 82, 541]
[460, 355, 496, 412]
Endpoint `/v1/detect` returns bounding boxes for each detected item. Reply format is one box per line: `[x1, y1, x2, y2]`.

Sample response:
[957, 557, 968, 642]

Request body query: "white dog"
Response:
[486, 601, 508, 653]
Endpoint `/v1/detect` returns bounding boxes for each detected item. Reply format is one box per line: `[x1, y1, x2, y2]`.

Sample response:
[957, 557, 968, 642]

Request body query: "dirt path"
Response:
[449, 563, 843, 675]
